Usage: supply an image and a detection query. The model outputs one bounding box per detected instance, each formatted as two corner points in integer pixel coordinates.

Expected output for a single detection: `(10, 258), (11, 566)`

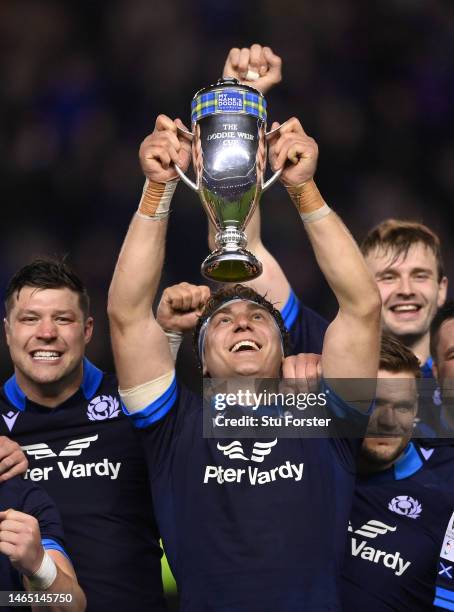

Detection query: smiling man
(0, 259), (166, 612)
(361, 220), (448, 377)
(108, 112), (381, 610)
(342, 335), (454, 611)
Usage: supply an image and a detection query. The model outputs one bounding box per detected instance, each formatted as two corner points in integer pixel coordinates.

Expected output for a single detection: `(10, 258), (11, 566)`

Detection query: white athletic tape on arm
(119, 370), (175, 413)
(164, 330), (184, 361)
(300, 203), (332, 223)
(28, 551), (57, 591)
(136, 178), (178, 219)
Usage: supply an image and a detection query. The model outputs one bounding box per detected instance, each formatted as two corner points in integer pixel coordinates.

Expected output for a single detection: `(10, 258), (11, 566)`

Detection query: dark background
(1, 0), (453, 378)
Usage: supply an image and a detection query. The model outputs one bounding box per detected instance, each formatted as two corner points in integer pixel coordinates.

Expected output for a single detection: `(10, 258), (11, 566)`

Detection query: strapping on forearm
(285, 178), (331, 222)
(136, 178), (178, 219)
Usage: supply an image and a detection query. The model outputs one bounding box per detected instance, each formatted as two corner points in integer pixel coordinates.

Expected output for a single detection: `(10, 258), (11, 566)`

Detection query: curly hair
(193, 284), (290, 370)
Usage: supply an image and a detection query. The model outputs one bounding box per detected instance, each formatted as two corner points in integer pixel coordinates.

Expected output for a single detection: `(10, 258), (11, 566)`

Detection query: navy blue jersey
(415, 443), (454, 608)
(0, 477), (67, 611)
(281, 289), (328, 355)
(0, 359), (166, 612)
(342, 442), (454, 611)
(124, 378), (369, 612)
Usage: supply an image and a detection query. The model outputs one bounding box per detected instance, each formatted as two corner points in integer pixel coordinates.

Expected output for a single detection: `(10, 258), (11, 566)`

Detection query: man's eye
(21, 317), (38, 323)
(56, 317), (72, 323)
(380, 274), (395, 282)
(252, 312), (264, 320)
(414, 273), (429, 280)
(218, 317), (231, 324)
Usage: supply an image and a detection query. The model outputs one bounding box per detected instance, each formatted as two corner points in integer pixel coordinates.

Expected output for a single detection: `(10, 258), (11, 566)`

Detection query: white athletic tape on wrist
(300, 203), (332, 223)
(28, 551), (57, 591)
(137, 178), (178, 218)
(120, 370), (175, 413)
(164, 330), (184, 361)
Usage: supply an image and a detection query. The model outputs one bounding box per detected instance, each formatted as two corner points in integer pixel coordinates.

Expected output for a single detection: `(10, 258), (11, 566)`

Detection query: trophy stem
(202, 228), (262, 281)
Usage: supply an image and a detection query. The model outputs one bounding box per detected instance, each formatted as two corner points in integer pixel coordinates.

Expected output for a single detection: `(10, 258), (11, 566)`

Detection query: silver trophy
(175, 78), (281, 282)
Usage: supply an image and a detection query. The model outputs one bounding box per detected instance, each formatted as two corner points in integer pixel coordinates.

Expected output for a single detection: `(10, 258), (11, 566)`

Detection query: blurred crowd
(1, 0), (453, 376)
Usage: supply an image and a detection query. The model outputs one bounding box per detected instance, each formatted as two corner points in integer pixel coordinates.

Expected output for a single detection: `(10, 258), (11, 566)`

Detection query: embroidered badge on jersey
(86, 394), (120, 421)
(388, 495), (422, 519)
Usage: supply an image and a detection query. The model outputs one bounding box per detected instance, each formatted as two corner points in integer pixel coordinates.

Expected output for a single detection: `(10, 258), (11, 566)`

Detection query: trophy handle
(262, 168), (282, 192)
(174, 125), (198, 190)
(174, 164), (198, 192)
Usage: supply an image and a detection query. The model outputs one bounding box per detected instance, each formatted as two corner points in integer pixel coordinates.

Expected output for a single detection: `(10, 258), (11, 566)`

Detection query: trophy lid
(193, 77), (263, 100)
(191, 78), (267, 124)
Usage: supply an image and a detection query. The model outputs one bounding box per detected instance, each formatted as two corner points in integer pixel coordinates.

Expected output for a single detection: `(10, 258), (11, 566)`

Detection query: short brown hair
(4, 257), (90, 318)
(360, 219), (444, 281)
(379, 334), (421, 377)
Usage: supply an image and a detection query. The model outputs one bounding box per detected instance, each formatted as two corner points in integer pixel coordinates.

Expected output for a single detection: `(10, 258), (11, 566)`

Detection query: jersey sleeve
(121, 377), (195, 479)
(20, 483), (68, 559)
(434, 510), (454, 609)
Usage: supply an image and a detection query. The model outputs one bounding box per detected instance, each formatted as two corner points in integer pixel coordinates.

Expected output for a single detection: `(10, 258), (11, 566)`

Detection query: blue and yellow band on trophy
(191, 89), (267, 123)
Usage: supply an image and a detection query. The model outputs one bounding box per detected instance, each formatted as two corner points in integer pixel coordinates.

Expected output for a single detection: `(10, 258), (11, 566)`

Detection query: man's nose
(233, 314), (252, 331)
(35, 319), (58, 339)
(396, 275), (415, 297)
(376, 406), (397, 431)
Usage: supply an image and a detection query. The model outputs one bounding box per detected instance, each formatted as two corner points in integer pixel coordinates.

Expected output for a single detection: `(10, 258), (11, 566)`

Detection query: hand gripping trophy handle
(174, 78), (282, 282)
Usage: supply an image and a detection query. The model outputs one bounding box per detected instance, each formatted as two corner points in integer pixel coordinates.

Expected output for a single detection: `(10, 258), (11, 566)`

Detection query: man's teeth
(392, 305), (419, 312)
(231, 340), (260, 353)
(32, 351), (60, 361)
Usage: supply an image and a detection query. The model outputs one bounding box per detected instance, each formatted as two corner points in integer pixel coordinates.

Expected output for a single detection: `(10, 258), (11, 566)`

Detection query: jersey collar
(420, 356), (434, 378)
(3, 358), (103, 411)
(394, 442), (424, 480)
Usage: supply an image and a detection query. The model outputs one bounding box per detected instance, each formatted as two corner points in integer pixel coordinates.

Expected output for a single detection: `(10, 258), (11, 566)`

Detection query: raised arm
(268, 118), (381, 380)
(107, 115), (191, 388)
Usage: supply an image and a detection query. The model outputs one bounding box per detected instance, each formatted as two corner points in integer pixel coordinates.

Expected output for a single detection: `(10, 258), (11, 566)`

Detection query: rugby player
(361, 219), (447, 377)
(1, 474), (86, 611)
(0, 259), (166, 612)
(108, 112), (381, 610)
(341, 335), (454, 611)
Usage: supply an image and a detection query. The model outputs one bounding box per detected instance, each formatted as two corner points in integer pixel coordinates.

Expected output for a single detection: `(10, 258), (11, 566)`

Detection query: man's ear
(4, 317), (11, 347)
(438, 276), (448, 307)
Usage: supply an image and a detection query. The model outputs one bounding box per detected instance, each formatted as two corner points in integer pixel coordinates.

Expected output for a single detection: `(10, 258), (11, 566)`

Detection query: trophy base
(201, 249), (263, 282)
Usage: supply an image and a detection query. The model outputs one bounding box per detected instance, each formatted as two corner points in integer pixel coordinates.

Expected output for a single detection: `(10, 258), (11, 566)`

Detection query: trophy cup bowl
(175, 78), (281, 282)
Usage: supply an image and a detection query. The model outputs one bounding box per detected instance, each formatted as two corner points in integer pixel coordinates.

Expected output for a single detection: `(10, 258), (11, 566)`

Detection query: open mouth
(389, 304), (421, 313)
(229, 340), (261, 353)
(30, 350), (62, 361)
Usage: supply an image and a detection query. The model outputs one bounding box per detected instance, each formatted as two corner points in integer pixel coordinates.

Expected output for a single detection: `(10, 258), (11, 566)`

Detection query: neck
(15, 364), (84, 409)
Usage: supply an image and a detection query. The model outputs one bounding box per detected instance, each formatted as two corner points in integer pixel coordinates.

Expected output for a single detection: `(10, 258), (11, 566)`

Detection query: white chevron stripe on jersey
(354, 520), (397, 539)
(59, 434), (99, 456)
(250, 439), (278, 463)
(217, 441), (248, 461)
(21, 443), (57, 460)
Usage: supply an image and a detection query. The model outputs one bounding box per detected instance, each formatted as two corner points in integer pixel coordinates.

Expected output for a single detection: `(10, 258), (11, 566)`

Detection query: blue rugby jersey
(281, 289), (328, 355)
(124, 379), (369, 612)
(0, 359), (166, 612)
(342, 442), (454, 611)
(416, 442), (454, 608)
(0, 477), (68, 611)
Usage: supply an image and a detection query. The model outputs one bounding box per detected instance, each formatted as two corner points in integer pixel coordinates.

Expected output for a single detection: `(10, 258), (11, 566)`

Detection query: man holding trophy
(107, 52), (381, 609)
